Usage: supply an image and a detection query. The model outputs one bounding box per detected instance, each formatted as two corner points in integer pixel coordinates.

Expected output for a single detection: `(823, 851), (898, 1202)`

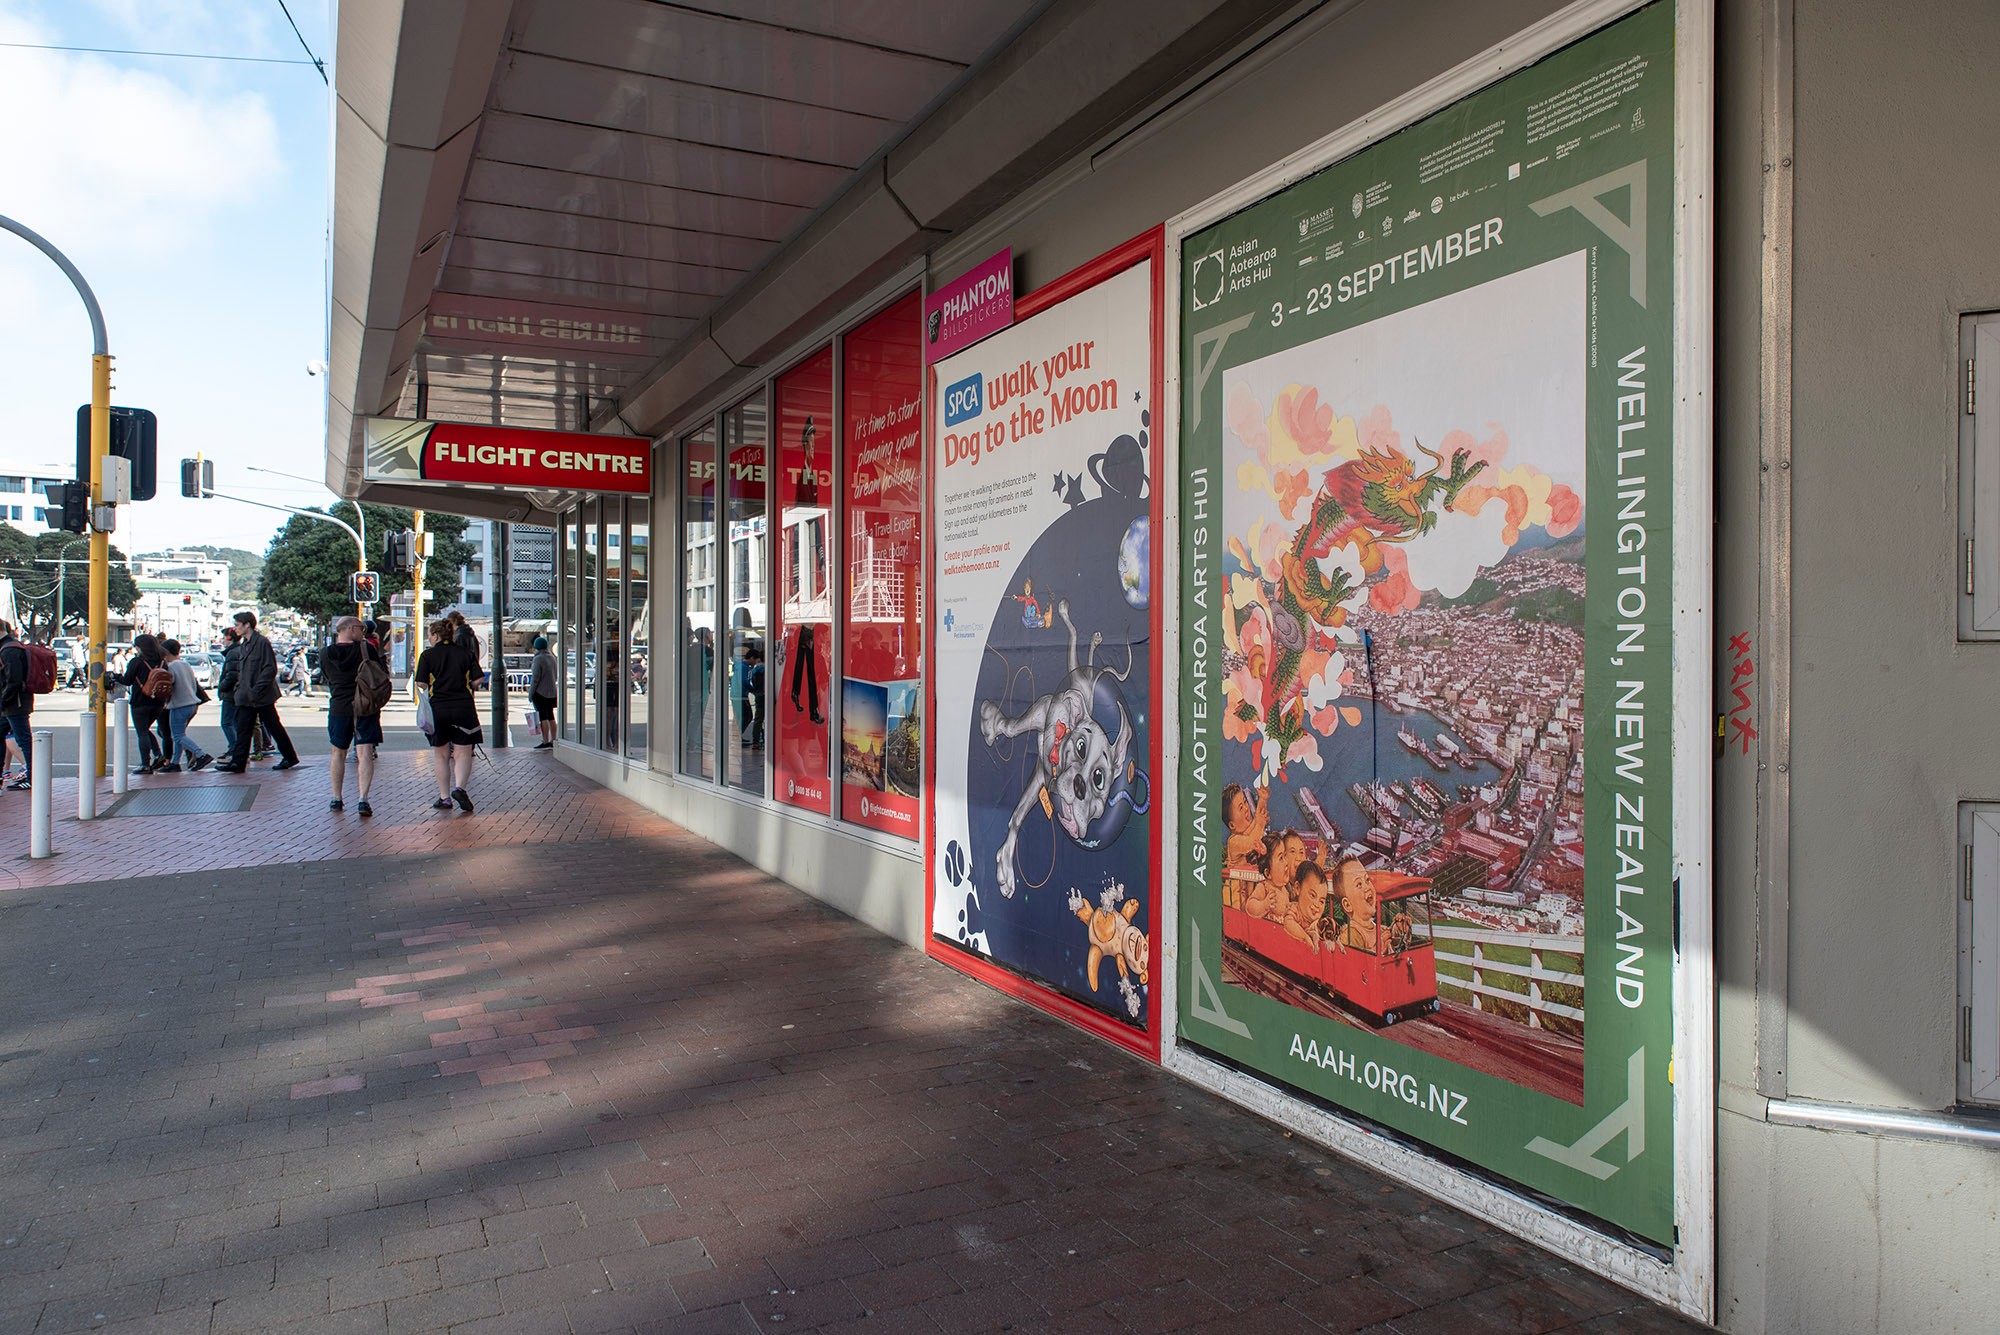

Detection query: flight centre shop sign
(363, 418), (652, 495)
(1177, 3), (1678, 1245)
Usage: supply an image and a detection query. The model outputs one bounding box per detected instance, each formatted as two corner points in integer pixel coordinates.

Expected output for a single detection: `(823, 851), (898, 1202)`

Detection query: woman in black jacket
(123, 634), (175, 774)
(416, 618), (486, 813)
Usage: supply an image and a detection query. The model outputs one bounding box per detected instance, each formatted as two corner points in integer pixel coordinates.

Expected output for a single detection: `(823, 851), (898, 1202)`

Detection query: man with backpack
(213, 611), (300, 773)
(320, 615), (388, 815)
(0, 620), (46, 791)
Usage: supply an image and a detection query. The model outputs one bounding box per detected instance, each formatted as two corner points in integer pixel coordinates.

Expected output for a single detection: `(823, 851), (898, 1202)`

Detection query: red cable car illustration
(1222, 868), (1441, 1027)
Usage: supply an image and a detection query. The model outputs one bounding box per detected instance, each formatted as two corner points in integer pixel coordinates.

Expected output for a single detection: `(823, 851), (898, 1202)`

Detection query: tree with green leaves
(0, 528), (142, 640)
(258, 503), (472, 623)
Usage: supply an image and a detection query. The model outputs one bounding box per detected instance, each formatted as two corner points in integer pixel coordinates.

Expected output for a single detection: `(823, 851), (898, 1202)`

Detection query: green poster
(1177, 3), (1677, 1244)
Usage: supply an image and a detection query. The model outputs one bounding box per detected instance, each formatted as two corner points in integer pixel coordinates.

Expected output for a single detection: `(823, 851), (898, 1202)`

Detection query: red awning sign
(363, 418), (652, 495)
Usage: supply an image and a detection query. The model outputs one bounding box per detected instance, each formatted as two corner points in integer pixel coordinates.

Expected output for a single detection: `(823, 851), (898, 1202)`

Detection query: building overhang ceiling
(328, 0), (1302, 516)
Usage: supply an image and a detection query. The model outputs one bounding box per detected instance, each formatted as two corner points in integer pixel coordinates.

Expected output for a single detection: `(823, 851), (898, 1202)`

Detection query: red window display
(772, 349), (835, 814)
(840, 291), (924, 838)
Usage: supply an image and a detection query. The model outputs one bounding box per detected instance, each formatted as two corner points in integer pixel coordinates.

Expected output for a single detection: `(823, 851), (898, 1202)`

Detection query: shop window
(1959, 311), (2000, 638)
(1961, 804), (2000, 1106)
(679, 425), (718, 780)
(601, 497), (626, 754)
(627, 500), (650, 763)
(839, 291), (923, 838)
(560, 513), (577, 741)
(773, 347), (834, 814)
(579, 498), (600, 749)
(723, 393), (769, 795)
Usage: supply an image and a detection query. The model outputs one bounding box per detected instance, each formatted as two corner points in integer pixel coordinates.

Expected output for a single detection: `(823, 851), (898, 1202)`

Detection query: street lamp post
(245, 467), (368, 617)
(2, 213), (113, 775)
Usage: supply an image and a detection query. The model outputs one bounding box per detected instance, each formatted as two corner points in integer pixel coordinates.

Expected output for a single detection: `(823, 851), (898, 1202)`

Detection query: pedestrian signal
(350, 571), (381, 605)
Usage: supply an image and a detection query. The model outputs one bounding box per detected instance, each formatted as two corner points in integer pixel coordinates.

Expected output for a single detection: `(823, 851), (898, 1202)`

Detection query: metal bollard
(78, 711), (97, 821)
(110, 699), (129, 795)
(29, 730), (52, 858)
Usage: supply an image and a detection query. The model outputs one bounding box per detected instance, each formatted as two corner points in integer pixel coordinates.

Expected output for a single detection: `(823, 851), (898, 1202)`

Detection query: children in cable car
(1244, 828), (1306, 922)
(1284, 861), (1329, 948)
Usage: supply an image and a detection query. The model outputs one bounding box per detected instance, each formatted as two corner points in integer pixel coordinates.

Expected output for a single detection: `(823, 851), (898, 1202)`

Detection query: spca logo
(943, 372), (983, 427)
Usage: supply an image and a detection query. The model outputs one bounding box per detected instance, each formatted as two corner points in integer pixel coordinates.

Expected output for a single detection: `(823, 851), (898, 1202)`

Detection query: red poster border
(921, 226), (1166, 1063)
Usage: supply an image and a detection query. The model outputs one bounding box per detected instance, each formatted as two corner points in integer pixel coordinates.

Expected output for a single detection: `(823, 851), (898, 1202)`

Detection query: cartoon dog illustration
(978, 600), (1150, 898)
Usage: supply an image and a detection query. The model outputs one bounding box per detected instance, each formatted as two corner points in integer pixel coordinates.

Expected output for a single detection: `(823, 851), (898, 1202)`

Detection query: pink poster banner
(924, 249), (1013, 364)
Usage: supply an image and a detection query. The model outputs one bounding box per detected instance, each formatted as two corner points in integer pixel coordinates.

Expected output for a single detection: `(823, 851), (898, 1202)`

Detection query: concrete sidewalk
(0, 766), (1702, 1334)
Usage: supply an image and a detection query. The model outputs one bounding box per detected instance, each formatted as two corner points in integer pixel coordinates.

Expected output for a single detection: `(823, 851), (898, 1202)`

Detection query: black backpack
(352, 647), (392, 715)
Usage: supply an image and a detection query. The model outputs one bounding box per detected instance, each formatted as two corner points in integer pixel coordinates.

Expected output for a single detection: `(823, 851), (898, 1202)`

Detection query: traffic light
(383, 530), (426, 572)
(179, 457), (213, 498)
(77, 406), (158, 502)
(349, 570), (381, 605)
(41, 482), (87, 534)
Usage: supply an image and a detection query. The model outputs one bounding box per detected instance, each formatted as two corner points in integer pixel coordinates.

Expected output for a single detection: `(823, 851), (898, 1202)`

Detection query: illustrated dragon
(1236, 439), (1486, 763)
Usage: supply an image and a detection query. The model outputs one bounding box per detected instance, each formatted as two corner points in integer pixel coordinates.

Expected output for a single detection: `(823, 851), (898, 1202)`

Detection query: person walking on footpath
(529, 635), (558, 749)
(321, 615), (388, 815)
(284, 643), (312, 698)
(124, 633), (175, 774)
(214, 611), (300, 773)
(0, 620), (35, 791)
(416, 617), (485, 812)
(215, 625), (243, 755)
(448, 609), (482, 663)
(159, 639), (215, 773)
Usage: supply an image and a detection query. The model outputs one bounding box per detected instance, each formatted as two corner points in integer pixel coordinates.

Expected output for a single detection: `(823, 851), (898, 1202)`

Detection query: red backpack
(25, 643), (58, 694)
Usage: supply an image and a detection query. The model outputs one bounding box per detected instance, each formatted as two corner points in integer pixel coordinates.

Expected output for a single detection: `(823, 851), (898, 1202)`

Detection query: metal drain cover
(103, 785), (259, 817)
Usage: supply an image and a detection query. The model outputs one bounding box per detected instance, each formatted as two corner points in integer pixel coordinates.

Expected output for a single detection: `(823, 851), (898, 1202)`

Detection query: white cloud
(0, 8), (281, 257)
(1400, 503), (1509, 600)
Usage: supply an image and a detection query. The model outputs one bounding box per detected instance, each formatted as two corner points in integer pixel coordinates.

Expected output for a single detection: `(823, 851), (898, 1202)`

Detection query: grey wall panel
(618, 332), (742, 438)
(1721, 1111), (2000, 1335)
(886, 0), (1299, 234)
(965, 0), (1574, 293)
(384, 0), (512, 152)
(708, 170), (934, 368)
(1711, 0), (1771, 1103)
(1784, 0), (2000, 1111)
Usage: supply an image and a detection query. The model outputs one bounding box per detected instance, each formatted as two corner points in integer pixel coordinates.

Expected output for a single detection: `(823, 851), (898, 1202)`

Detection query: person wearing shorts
(528, 635), (558, 749)
(415, 617), (485, 812)
(320, 616), (385, 816)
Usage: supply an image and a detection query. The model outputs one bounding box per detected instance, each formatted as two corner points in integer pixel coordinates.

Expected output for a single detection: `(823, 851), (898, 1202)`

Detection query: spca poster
(930, 256), (1158, 1037)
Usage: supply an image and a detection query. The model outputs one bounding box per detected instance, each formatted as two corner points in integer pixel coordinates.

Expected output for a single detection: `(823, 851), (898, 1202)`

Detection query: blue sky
(0, 0), (333, 554)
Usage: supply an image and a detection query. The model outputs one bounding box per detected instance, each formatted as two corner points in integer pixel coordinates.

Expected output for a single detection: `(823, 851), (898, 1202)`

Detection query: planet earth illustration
(1118, 516), (1150, 608)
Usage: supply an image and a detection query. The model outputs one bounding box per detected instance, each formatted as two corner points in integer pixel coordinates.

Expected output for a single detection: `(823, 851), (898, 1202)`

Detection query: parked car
(182, 652), (218, 689)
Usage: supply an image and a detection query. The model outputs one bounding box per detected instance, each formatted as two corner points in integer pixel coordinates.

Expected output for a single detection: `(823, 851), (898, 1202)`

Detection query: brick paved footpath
(0, 751), (1704, 1334)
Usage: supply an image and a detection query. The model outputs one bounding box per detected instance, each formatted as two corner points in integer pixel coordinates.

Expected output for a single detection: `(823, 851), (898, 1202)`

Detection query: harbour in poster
(1178, 3), (1677, 1243)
